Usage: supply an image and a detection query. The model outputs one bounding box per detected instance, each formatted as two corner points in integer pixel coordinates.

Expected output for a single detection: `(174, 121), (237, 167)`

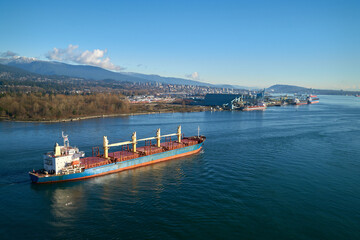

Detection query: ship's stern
(29, 172), (39, 183)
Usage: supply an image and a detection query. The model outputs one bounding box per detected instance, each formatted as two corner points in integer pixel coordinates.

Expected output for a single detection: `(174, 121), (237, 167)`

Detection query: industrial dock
(199, 91), (320, 111)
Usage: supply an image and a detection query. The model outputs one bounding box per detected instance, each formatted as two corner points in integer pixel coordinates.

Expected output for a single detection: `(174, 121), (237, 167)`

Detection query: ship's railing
(181, 137), (200, 147)
(82, 158), (113, 169)
(92, 147), (100, 157)
(60, 165), (83, 175)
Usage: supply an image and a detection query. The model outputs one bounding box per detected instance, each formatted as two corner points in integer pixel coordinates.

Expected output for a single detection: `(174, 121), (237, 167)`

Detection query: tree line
(0, 93), (130, 121)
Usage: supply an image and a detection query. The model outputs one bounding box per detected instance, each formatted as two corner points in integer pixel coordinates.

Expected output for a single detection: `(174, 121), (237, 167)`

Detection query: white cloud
(0, 54), (37, 64)
(186, 71), (200, 80)
(1, 50), (18, 57)
(46, 44), (123, 71)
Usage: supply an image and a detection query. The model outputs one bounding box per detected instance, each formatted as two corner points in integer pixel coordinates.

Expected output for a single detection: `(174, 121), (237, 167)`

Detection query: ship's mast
(62, 131), (69, 147)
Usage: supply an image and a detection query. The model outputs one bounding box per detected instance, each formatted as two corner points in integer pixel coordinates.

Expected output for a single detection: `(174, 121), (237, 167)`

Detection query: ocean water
(0, 95), (359, 239)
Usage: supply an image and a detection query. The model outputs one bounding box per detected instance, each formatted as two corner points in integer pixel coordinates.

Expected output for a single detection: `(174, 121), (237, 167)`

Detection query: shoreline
(1, 100), (321, 123)
(1, 108), (209, 123)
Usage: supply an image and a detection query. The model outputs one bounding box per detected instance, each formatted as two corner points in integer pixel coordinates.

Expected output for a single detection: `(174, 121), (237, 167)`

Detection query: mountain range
(266, 84), (309, 93)
(266, 84), (360, 95)
(1, 58), (358, 95)
(0, 57), (252, 89)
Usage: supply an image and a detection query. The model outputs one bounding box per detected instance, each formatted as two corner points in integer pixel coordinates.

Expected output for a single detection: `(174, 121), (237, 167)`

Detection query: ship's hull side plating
(30, 142), (203, 184)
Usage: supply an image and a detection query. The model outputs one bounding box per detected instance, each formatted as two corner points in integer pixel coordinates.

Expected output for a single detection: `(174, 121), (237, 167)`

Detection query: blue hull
(30, 142), (203, 184)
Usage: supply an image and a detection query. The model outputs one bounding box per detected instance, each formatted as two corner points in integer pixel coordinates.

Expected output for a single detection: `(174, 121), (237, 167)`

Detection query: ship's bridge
(43, 133), (84, 174)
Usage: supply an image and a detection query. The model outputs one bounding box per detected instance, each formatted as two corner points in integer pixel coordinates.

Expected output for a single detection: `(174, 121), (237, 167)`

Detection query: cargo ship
(307, 95), (319, 104)
(29, 126), (205, 184)
(240, 102), (267, 111)
(293, 98), (308, 105)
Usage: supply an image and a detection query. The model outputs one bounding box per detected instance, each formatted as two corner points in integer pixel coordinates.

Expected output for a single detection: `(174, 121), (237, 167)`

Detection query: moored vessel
(293, 98), (308, 105)
(291, 95), (320, 105)
(307, 95), (319, 104)
(29, 126), (205, 184)
(240, 102), (267, 111)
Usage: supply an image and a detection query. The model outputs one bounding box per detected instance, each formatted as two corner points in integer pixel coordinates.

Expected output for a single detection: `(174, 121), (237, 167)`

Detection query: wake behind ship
(29, 126), (205, 184)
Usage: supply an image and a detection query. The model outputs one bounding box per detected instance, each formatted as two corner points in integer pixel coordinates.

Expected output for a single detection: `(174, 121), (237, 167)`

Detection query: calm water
(0, 95), (360, 239)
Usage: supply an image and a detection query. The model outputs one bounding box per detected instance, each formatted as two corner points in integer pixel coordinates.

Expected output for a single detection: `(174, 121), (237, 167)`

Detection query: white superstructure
(43, 132), (85, 174)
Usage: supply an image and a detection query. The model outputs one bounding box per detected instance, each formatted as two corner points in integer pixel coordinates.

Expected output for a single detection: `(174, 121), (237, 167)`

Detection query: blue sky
(0, 0), (359, 89)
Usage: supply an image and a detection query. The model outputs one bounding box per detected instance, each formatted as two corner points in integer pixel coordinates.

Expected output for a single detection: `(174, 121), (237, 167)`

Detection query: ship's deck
(82, 138), (201, 169)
